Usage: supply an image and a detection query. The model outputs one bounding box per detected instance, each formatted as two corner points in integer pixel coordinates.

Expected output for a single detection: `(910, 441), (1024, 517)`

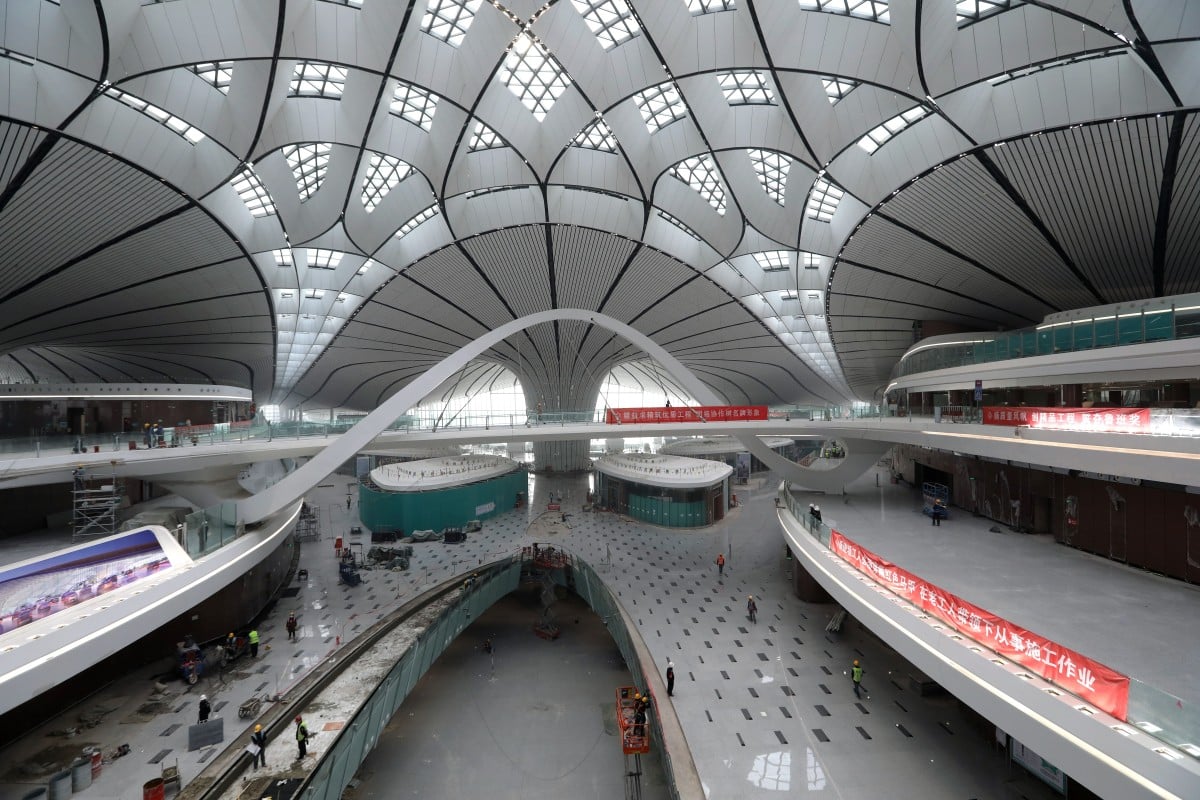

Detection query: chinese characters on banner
(605, 406), (768, 424)
(828, 531), (1130, 720)
(982, 406), (1150, 433)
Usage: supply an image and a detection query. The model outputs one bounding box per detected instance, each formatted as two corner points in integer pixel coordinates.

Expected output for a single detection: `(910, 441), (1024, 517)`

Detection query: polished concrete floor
(347, 593), (668, 800)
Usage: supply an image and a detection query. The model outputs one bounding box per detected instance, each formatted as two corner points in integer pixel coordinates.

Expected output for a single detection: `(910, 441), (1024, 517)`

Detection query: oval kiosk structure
(360, 454), (527, 536)
(595, 452), (733, 527)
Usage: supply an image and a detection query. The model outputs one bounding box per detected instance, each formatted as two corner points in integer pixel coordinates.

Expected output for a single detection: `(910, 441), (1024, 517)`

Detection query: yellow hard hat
(255, 724), (262, 732)
(853, 660), (859, 666)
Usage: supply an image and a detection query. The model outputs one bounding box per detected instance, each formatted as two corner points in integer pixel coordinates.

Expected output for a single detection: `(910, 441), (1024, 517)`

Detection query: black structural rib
(1152, 112), (1186, 297)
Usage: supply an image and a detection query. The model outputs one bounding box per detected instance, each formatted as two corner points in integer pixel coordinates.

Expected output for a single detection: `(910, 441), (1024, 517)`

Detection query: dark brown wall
(895, 446), (1200, 585)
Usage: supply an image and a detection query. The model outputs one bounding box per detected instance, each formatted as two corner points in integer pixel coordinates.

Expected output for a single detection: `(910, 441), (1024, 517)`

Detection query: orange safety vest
(716, 555), (725, 566)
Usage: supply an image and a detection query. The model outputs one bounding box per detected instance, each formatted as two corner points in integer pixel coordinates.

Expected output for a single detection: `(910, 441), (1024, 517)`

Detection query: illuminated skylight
(104, 87), (205, 143)
(469, 121), (506, 151)
(358, 259), (374, 275)
(192, 61), (233, 94)
(290, 61), (348, 98)
(396, 204), (440, 238)
(571, 0), (640, 50)
(322, 0), (364, 6)
(362, 153), (413, 212)
(572, 118), (617, 152)
(717, 70), (775, 105)
(687, 0), (736, 12)
(798, 0), (890, 24)
(272, 249), (293, 267)
(671, 155), (726, 215)
(806, 175), (843, 222)
(801, 252), (820, 268)
(658, 210), (701, 241)
(283, 142), (333, 201)
(231, 166), (276, 217)
(635, 82), (687, 133)
(422, 0), (483, 47)
(821, 76), (858, 104)
(986, 47), (1124, 87)
(747, 149), (791, 205)
(390, 82), (439, 131)
(754, 251), (790, 272)
(857, 105), (930, 154)
(956, 0), (1012, 26)
(498, 33), (571, 121)
(307, 249), (343, 270)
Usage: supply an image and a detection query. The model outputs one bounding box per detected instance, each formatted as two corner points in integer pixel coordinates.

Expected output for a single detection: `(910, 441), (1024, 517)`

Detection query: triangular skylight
(192, 61), (232, 94)
(747, 149), (791, 205)
(798, 0), (890, 23)
(390, 82), (439, 131)
(956, 0), (1013, 26)
(283, 142), (332, 201)
(571, 0), (640, 50)
(362, 153), (414, 212)
(498, 34), (571, 121)
(635, 82), (687, 133)
(717, 71), (775, 105)
(821, 76), (858, 104)
(687, 0), (736, 13)
(572, 118), (617, 152)
(422, 0), (483, 47)
(469, 121), (506, 151)
(670, 155), (726, 215)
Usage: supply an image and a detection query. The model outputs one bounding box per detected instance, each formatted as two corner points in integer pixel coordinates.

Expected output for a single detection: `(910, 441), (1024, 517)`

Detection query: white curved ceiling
(0, 0), (1196, 407)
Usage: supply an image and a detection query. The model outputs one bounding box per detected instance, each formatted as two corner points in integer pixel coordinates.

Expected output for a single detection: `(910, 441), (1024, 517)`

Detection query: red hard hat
(295, 715), (302, 723)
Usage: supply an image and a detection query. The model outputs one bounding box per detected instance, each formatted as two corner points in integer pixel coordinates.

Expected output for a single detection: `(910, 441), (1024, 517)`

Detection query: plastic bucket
(88, 747), (102, 778)
(47, 771), (71, 800)
(143, 778), (165, 800)
(71, 758), (92, 791)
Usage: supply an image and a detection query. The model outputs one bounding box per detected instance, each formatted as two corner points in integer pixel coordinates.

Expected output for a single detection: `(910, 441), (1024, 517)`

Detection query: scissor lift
(616, 686), (649, 800)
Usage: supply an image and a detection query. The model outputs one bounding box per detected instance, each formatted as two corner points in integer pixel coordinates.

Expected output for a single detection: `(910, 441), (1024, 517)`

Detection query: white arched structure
(239, 309), (884, 522)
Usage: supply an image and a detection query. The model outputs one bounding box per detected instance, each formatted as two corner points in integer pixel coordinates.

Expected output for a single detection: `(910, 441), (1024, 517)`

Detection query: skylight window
(798, 0), (890, 24)
(658, 210), (701, 241)
(322, 0), (364, 7)
(396, 204), (440, 238)
(390, 82), (439, 131)
(104, 87), (205, 143)
(956, 0), (1012, 26)
(422, 0), (483, 47)
(806, 175), (843, 222)
(717, 71), (775, 105)
(754, 251), (790, 271)
(571, 0), (640, 50)
(498, 33), (571, 121)
(857, 105), (930, 153)
(634, 82), (687, 133)
(986, 48), (1124, 87)
(821, 76), (858, 104)
(192, 61), (233, 94)
(687, 0), (736, 13)
(272, 249), (293, 267)
(358, 259), (374, 275)
(801, 252), (820, 268)
(290, 61), (348, 98)
(307, 249), (343, 270)
(572, 118), (618, 152)
(231, 166), (276, 217)
(747, 149), (791, 205)
(670, 155), (726, 215)
(283, 142), (333, 201)
(362, 153), (414, 212)
(469, 122), (505, 151)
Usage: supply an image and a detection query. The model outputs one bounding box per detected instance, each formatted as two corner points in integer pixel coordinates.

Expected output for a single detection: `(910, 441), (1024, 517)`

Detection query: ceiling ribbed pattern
(0, 1), (1195, 406)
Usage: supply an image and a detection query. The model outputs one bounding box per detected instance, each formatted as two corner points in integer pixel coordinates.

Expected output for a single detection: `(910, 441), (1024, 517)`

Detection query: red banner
(828, 531), (1129, 720)
(983, 406), (1150, 433)
(605, 405), (768, 424)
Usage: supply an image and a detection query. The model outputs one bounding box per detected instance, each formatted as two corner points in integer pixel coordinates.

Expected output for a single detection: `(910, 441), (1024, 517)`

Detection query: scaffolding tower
(72, 465), (124, 541)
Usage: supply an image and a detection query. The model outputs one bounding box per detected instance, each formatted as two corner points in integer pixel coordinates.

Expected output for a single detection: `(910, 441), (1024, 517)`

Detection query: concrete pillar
(791, 557), (833, 603)
(518, 365), (604, 473)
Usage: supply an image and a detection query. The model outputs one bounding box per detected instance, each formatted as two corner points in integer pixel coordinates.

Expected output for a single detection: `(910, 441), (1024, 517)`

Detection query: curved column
(238, 309), (876, 522)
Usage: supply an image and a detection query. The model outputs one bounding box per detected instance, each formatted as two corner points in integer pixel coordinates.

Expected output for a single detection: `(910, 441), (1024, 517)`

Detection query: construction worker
(248, 629), (260, 658)
(715, 552), (725, 578)
(747, 595), (758, 624)
(286, 612), (298, 641)
(197, 694), (211, 724)
(851, 659), (864, 699)
(250, 724), (267, 769)
(294, 715), (310, 759)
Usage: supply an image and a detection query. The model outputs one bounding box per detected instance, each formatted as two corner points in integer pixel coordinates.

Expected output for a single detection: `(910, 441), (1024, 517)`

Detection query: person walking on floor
(812, 505), (822, 522)
(248, 629), (260, 658)
(286, 612), (298, 641)
(716, 552), (725, 578)
(666, 660), (675, 697)
(198, 694), (211, 724)
(747, 595), (758, 624)
(250, 724), (268, 769)
(932, 499), (945, 526)
(851, 659), (865, 699)
(294, 716), (311, 759)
